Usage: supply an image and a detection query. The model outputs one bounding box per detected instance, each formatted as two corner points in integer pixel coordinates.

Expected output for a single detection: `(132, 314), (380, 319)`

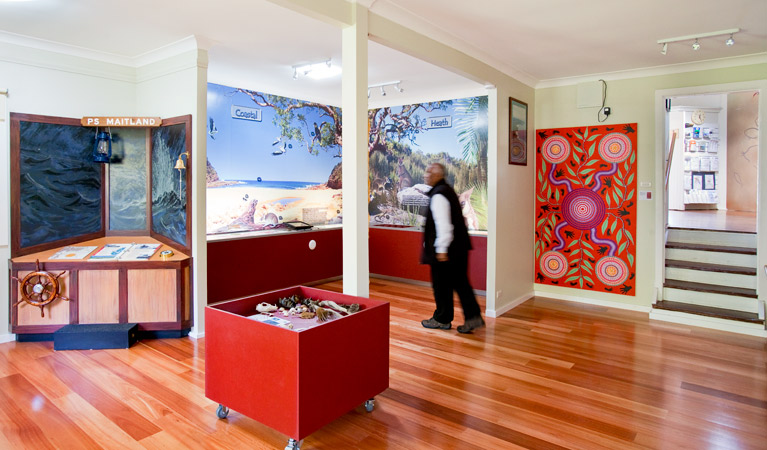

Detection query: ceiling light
(291, 59), (341, 80)
(660, 43), (667, 55)
(692, 39), (701, 51)
(368, 81), (403, 97)
(394, 83), (403, 93)
(380, 86), (386, 96)
(726, 34), (735, 46)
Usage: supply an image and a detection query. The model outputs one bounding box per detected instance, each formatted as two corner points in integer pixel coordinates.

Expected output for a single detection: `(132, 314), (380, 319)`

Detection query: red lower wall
(207, 229), (343, 304)
(207, 227), (487, 304)
(369, 228), (487, 291)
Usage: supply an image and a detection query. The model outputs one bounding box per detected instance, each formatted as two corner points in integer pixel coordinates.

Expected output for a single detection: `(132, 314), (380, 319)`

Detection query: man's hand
(436, 252), (448, 262)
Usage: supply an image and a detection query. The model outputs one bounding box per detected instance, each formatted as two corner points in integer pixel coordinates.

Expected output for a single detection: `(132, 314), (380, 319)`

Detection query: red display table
(205, 286), (389, 449)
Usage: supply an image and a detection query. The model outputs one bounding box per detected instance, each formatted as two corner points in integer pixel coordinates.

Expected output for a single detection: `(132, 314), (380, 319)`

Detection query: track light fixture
(368, 81), (403, 98)
(657, 28), (739, 55)
(291, 59), (340, 80)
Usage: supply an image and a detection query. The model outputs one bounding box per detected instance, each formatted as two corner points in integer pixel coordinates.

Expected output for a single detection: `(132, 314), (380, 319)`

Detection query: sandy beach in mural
(206, 184), (343, 234)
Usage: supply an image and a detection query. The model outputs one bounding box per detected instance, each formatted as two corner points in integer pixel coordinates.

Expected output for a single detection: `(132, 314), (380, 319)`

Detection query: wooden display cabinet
(10, 236), (192, 337)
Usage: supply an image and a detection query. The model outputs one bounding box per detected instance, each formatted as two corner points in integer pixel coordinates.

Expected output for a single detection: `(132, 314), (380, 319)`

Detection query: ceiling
(0, 0), (765, 106)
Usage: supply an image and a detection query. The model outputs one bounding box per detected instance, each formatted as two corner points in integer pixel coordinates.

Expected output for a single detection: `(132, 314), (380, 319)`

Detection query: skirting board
(650, 309), (767, 338)
(533, 290), (653, 313)
(486, 292), (533, 318)
(0, 333), (16, 344)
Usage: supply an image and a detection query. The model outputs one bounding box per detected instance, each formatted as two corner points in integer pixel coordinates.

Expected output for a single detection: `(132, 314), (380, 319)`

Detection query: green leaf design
(585, 174), (594, 185)
(568, 239), (578, 248)
(571, 249), (581, 256)
(538, 171), (543, 183)
(582, 168), (596, 174)
(573, 152), (581, 165)
(542, 159), (547, 172)
(579, 278), (583, 288)
(565, 275), (579, 283)
(588, 143), (596, 157)
(610, 220), (617, 234)
(587, 134), (599, 142)
(606, 193), (612, 207)
(630, 152), (635, 165)
(628, 253), (634, 267)
(583, 249), (594, 258)
(555, 188), (561, 202)
(567, 267), (579, 276)
(575, 132), (583, 140)
(583, 128), (589, 140)
(627, 189), (635, 201)
(537, 195), (546, 202)
(627, 173), (635, 186)
(616, 229), (623, 244)
(537, 217), (546, 227)
(536, 247), (541, 259)
(612, 191), (620, 205)
(625, 230), (634, 244)
(614, 177), (624, 187)
(601, 218), (609, 235)
(618, 187), (624, 200)
(567, 165), (576, 177)
(586, 154), (598, 164)
(618, 242), (627, 255)
(582, 240), (594, 250)
(584, 275), (594, 284)
(583, 260), (593, 270)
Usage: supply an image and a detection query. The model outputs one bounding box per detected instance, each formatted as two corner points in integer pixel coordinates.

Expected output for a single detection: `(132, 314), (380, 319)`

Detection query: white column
(341, 4), (369, 297)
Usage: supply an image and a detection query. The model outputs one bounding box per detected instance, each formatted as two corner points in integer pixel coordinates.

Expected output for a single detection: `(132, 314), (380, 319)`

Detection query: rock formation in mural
(534, 123), (638, 295)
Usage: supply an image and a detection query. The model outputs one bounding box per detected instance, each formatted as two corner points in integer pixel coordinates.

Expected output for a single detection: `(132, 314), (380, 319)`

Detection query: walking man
(420, 163), (485, 334)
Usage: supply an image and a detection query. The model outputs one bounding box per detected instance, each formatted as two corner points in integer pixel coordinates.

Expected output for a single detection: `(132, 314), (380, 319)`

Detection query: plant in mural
(368, 97), (488, 230)
(534, 123), (637, 295)
(237, 89), (342, 157)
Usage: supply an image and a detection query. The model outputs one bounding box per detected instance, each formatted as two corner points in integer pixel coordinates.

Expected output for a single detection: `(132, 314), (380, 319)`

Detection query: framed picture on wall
(509, 97), (528, 165)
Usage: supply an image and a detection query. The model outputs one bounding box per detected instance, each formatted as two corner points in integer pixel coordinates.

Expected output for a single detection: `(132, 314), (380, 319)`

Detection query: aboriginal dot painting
(534, 123), (637, 295)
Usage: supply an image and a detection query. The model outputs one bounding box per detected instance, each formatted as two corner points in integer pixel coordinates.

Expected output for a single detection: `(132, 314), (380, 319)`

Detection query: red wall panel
(369, 228), (487, 291)
(207, 229), (342, 303)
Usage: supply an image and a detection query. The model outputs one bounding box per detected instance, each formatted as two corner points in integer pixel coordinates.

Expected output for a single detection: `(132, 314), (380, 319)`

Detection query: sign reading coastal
(206, 82), (342, 234)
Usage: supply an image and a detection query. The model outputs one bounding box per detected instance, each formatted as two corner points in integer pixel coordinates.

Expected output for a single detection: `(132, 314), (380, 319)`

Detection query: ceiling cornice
(535, 53), (767, 89)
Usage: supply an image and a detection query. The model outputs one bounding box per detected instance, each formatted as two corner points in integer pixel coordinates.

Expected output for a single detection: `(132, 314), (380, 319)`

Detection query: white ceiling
(0, 0), (765, 105)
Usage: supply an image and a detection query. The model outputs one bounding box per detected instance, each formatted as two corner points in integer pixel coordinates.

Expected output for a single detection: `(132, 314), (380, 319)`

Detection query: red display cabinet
(205, 286), (389, 449)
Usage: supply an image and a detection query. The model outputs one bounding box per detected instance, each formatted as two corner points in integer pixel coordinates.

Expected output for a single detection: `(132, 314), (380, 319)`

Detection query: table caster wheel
(364, 398), (375, 412)
(216, 404), (229, 419)
(285, 438), (303, 450)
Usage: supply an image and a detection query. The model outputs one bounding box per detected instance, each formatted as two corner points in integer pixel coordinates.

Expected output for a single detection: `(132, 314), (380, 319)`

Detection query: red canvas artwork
(534, 123), (638, 295)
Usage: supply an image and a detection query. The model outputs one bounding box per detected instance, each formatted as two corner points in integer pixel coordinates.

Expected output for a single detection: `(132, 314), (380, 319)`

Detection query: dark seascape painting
(109, 128), (147, 231)
(152, 123), (187, 246)
(19, 121), (102, 248)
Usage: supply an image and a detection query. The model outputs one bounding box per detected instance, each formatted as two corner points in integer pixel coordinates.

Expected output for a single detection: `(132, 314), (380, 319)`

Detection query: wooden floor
(1, 279), (766, 449)
(668, 209), (756, 232)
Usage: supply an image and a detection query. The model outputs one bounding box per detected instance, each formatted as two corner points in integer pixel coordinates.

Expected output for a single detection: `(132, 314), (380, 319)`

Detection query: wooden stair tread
(667, 227), (756, 235)
(663, 279), (758, 298)
(665, 259), (756, 276)
(653, 300), (764, 324)
(665, 242), (757, 255)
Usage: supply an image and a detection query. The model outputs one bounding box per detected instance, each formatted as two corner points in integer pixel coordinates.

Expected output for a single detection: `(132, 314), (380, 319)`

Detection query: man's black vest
(421, 179), (471, 264)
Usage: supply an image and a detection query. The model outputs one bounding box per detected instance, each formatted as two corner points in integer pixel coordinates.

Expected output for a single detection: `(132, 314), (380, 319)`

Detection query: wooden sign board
(81, 117), (162, 127)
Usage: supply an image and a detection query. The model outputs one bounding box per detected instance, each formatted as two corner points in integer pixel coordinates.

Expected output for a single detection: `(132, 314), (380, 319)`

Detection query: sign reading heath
(423, 115), (452, 130)
(231, 105), (262, 122)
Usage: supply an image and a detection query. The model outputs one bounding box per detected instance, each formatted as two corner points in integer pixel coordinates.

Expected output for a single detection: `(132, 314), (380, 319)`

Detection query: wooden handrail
(664, 129), (678, 192)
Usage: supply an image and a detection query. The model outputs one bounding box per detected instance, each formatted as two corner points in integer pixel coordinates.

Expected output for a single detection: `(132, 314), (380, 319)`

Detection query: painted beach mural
(19, 121), (102, 248)
(206, 82), (343, 234)
(368, 96), (488, 230)
(152, 123), (188, 245)
(534, 123), (638, 295)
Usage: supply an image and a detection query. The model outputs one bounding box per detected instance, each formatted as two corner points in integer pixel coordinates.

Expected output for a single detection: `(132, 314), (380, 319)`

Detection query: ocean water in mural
(109, 128), (147, 231)
(152, 123), (187, 245)
(206, 83), (342, 234)
(534, 123), (638, 295)
(19, 121), (102, 248)
(368, 96), (488, 230)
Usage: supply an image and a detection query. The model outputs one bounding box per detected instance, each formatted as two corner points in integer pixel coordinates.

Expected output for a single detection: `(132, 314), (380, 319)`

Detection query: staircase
(651, 227), (766, 336)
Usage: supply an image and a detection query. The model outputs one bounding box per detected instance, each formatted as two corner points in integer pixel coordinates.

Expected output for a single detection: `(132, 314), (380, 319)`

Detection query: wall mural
(368, 96), (488, 230)
(152, 123), (187, 246)
(109, 128), (147, 231)
(534, 123), (637, 295)
(19, 121), (102, 248)
(206, 83), (342, 234)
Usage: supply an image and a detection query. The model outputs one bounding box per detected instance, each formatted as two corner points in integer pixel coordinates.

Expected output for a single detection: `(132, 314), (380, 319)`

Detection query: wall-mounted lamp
(291, 59), (341, 80)
(174, 152), (189, 198)
(368, 81), (404, 98)
(92, 128), (112, 163)
(657, 28), (740, 55)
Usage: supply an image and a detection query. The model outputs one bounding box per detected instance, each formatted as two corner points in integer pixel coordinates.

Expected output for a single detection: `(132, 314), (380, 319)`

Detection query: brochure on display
(49, 246), (99, 260)
(88, 243), (162, 261)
